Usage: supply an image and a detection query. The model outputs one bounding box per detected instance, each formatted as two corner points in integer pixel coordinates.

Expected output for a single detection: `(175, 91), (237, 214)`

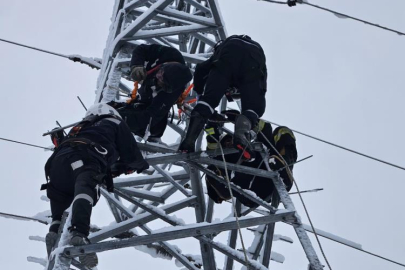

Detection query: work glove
(110, 162), (128, 177)
(130, 66), (147, 81)
(93, 172), (115, 193)
(104, 172), (114, 192)
(111, 160), (149, 177)
(126, 160), (150, 174)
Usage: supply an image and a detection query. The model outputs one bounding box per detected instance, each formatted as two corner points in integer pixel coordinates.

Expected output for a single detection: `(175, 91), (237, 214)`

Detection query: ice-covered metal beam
(114, 170), (189, 187)
(259, 152), (323, 270)
(140, 225), (200, 270)
(195, 157), (279, 180)
(190, 33), (217, 47)
(157, 8), (217, 26)
(153, 165), (191, 197)
(64, 211), (295, 256)
(100, 186), (200, 270)
(124, 25), (217, 41)
(112, 0), (174, 51)
(206, 0), (227, 39)
(89, 196), (197, 243)
(224, 201), (241, 270)
(124, 0), (151, 11)
(189, 162), (278, 213)
(184, 0), (212, 14)
(116, 187), (166, 203)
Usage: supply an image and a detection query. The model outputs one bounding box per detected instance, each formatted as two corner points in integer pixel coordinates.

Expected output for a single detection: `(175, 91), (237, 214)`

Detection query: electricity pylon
(44, 1), (324, 270)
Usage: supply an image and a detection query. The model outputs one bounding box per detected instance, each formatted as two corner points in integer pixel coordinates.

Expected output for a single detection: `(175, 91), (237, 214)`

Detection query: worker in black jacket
(179, 35), (267, 160)
(113, 44), (192, 142)
(43, 103), (149, 267)
(204, 111), (297, 208)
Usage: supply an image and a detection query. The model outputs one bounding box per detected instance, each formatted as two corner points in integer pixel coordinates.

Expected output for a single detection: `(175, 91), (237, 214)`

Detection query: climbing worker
(179, 35), (267, 160)
(109, 44), (192, 143)
(204, 110), (297, 208)
(43, 103), (149, 267)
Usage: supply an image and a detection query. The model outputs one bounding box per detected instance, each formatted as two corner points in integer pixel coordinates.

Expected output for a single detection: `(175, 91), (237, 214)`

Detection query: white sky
(0, 0), (404, 269)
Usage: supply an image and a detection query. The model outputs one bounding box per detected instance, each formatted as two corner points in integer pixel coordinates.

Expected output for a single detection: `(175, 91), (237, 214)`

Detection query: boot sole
(79, 253), (98, 268)
(45, 232), (58, 257)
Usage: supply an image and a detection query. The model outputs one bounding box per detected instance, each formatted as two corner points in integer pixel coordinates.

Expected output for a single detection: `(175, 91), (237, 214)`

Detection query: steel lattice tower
(43, 1), (325, 269)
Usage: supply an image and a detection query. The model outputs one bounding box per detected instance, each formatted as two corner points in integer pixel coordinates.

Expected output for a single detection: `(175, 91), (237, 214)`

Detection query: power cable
(301, 1), (405, 36)
(259, 0), (287, 4)
(225, 104), (405, 172)
(0, 137), (52, 151)
(329, 240), (405, 268)
(0, 211), (49, 225)
(207, 133), (251, 268)
(0, 37), (101, 71)
(77, 96), (88, 111)
(289, 188), (323, 195)
(259, 0), (405, 37)
(269, 121), (405, 171)
(0, 38), (69, 58)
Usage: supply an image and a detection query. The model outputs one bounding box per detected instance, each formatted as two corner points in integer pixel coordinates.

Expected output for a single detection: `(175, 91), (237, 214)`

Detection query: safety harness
(42, 115), (117, 191)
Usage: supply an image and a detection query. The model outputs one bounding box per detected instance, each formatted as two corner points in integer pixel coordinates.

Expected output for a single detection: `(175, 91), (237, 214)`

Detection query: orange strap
(177, 84), (197, 119)
(177, 83), (194, 106)
(186, 98), (197, 104)
(127, 81), (139, 104)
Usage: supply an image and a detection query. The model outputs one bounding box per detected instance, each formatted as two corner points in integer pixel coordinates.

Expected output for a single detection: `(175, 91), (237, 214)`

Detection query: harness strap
(177, 84), (197, 119)
(43, 116), (116, 189)
(127, 81), (139, 104)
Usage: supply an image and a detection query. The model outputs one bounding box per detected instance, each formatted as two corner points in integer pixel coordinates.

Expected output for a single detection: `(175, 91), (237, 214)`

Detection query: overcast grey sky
(0, 0), (404, 269)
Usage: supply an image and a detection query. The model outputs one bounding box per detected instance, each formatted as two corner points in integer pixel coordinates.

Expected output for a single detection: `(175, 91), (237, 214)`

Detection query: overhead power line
(259, 0), (405, 37)
(0, 38), (69, 58)
(269, 121), (405, 171)
(0, 211), (48, 225)
(77, 96), (88, 111)
(0, 137), (52, 151)
(0, 37), (102, 70)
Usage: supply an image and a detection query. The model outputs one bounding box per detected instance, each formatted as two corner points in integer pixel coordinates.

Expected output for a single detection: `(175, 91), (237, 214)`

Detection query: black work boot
(233, 114), (255, 161)
(45, 231), (58, 258)
(69, 230), (98, 268)
(178, 111), (206, 153)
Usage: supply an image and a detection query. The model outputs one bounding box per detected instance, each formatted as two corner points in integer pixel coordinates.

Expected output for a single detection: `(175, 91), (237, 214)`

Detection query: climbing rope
(259, 131), (333, 270)
(206, 133), (251, 268)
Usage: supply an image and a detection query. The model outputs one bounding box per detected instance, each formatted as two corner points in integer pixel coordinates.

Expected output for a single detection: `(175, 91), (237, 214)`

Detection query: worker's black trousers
(205, 154), (275, 208)
(195, 38), (267, 125)
(47, 148), (105, 236)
